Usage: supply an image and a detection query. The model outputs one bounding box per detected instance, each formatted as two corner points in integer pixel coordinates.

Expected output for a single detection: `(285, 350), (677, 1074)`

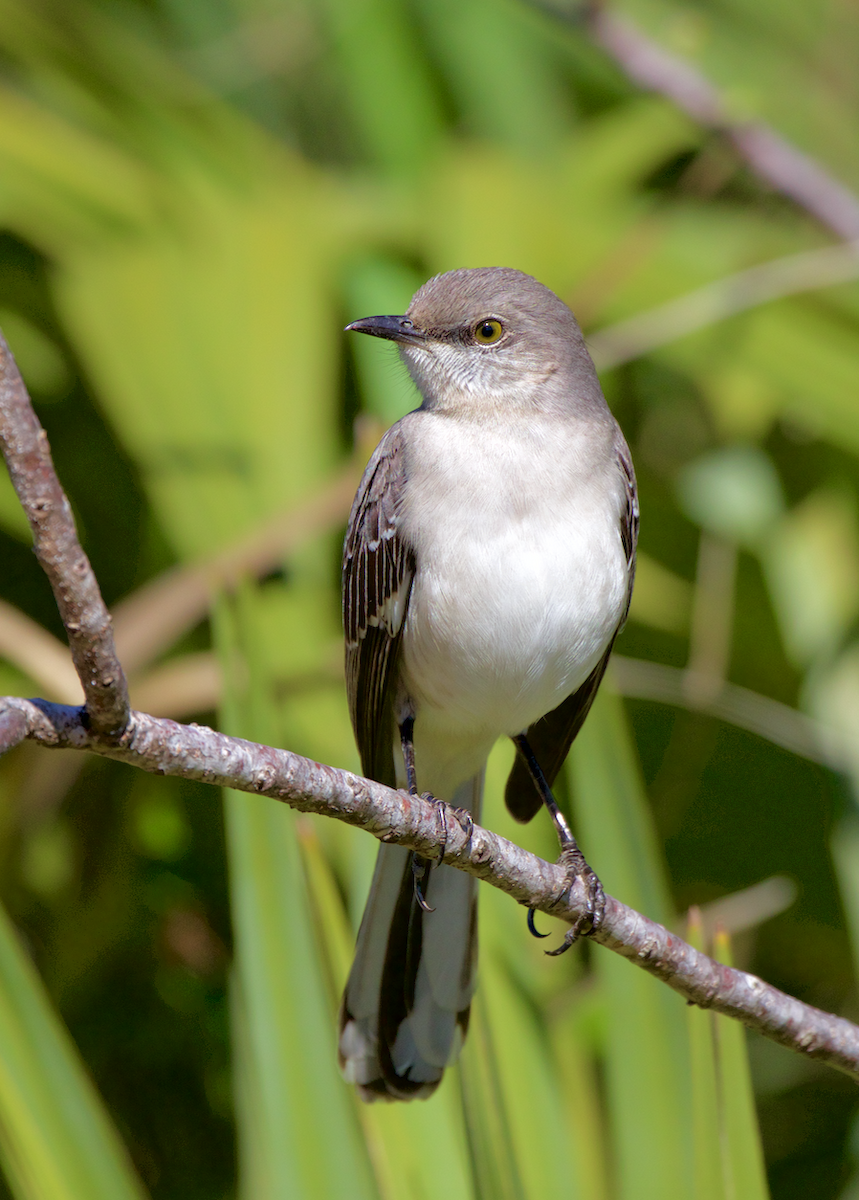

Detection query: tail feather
(338, 772), (484, 1101)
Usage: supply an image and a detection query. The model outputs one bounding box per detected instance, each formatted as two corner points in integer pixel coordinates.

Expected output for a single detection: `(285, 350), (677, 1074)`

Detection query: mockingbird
(338, 267), (637, 1101)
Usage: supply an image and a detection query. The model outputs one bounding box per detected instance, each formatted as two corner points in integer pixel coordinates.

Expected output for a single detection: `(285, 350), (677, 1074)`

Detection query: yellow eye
(473, 318), (503, 344)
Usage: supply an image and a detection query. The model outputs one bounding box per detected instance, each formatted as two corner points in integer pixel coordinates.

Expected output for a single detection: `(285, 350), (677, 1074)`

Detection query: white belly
(397, 412), (627, 797)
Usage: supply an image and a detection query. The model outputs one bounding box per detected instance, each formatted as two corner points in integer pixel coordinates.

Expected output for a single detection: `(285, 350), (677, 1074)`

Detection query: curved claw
(545, 926), (580, 956)
(451, 806), (474, 841)
(527, 907), (551, 939)
(544, 909), (594, 955)
(543, 856), (606, 954)
(419, 793), (448, 866)
(412, 855), (435, 913)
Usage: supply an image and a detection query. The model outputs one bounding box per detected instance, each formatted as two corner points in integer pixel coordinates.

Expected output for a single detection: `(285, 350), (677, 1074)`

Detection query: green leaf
(421, 99), (697, 293)
(762, 488), (859, 666)
(318, 0), (445, 176)
(686, 909), (725, 1200)
(458, 987), (527, 1200)
(0, 900), (147, 1200)
(414, 0), (573, 151)
(712, 929), (770, 1200)
(831, 817), (859, 978)
(215, 584), (378, 1200)
(628, 550), (693, 634)
(469, 741), (610, 1200)
(0, 468), (31, 541)
(677, 446), (784, 548)
(741, 301), (859, 458)
(54, 163), (344, 560)
(569, 688), (692, 1200)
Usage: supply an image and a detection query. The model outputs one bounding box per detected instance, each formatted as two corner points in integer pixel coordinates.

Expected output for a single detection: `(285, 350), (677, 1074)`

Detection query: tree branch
(1, 329), (858, 1085)
(573, 4), (859, 242)
(587, 240), (859, 370)
(2, 693), (858, 1080)
(611, 655), (841, 770)
(0, 332), (128, 735)
(110, 458), (360, 675)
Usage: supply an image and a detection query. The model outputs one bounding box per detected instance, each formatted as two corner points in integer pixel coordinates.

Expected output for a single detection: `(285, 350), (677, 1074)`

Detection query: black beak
(344, 314), (426, 345)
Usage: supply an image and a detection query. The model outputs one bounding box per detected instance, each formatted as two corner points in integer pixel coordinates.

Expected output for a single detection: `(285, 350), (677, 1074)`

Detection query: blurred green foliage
(1, 0), (859, 1197)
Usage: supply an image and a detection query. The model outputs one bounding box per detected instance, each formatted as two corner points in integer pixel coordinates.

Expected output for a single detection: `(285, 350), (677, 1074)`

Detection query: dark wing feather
(617, 437), (639, 623)
(505, 436), (638, 823)
(343, 423), (415, 787)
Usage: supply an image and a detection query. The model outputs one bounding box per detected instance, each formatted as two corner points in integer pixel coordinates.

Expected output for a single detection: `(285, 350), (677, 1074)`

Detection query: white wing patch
(367, 583), (410, 637)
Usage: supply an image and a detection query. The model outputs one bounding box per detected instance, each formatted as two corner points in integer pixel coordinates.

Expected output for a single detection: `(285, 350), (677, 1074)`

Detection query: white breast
(398, 411), (628, 796)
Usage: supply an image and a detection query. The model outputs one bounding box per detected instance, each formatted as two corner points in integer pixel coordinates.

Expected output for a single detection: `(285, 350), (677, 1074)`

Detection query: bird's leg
(399, 717), (447, 912)
(512, 733), (605, 954)
(399, 715), (419, 796)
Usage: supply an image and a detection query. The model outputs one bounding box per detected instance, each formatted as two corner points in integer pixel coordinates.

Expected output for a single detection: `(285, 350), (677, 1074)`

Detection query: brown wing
(343, 423), (415, 787)
(505, 436), (639, 823)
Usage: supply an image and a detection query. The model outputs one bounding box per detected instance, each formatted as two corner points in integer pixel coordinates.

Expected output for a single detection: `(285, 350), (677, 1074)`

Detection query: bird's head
(346, 267), (604, 417)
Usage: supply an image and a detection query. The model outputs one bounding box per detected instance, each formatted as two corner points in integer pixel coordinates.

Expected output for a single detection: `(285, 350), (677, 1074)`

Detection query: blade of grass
(299, 738), (475, 1200)
(712, 927), (770, 1200)
(318, 0), (444, 175)
(549, 982), (611, 1200)
(414, 0), (572, 150)
(0, 900), (147, 1200)
(454, 739), (607, 1200)
(464, 945), (576, 1200)
(215, 583), (378, 1200)
(568, 687), (693, 1200)
(830, 817), (859, 981)
(687, 908), (726, 1200)
(457, 987), (526, 1200)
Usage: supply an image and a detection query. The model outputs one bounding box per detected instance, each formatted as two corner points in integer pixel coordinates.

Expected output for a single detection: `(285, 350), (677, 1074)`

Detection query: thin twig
(1, 693), (858, 1080)
(587, 239), (859, 369)
(564, 3), (859, 241)
(682, 533), (738, 708)
(130, 652), (221, 717)
(611, 656), (841, 769)
(0, 332), (128, 735)
(0, 597), (81, 704)
(111, 460), (360, 675)
(696, 876), (796, 941)
(123, 645), (852, 774)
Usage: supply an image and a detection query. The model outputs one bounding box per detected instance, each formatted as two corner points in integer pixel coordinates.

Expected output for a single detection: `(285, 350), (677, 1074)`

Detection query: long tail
(338, 772), (484, 1101)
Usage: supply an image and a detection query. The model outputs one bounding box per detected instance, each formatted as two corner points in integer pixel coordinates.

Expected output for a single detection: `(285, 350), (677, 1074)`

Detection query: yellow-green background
(0, 0), (858, 1197)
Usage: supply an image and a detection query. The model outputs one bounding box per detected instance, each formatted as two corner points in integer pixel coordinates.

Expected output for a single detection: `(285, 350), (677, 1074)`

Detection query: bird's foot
(439, 801), (474, 861)
(419, 793), (448, 866)
(527, 845), (605, 956)
(411, 793), (448, 911)
(411, 795), (475, 911)
(418, 793), (474, 865)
